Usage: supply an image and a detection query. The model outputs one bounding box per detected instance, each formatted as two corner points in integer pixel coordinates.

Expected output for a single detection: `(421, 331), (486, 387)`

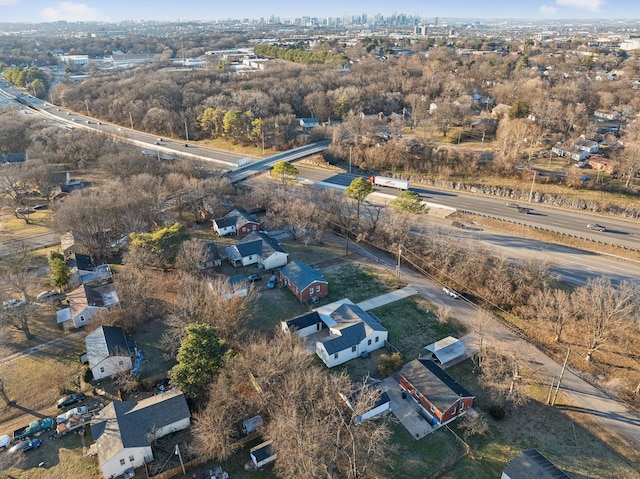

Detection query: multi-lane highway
(293, 165), (640, 251)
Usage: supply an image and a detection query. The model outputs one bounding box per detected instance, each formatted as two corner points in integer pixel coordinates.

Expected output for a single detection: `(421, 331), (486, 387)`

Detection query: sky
(0, 0), (639, 23)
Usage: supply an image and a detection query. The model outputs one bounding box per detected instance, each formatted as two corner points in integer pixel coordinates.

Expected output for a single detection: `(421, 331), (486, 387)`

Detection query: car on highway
(515, 207), (532, 214)
(56, 392), (86, 409)
(587, 223), (606, 232)
(443, 287), (461, 299)
(506, 203), (520, 208)
(246, 274), (262, 283)
(9, 438), (41, 453)
(0, 434), (10, 449)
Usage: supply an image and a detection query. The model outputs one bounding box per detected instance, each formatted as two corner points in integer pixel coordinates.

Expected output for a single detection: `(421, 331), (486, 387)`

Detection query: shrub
(377, 353), (403, 377)
(489, 405), (506, 420)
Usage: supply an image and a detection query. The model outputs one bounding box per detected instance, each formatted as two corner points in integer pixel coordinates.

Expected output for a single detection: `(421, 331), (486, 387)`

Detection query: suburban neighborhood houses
(2, 8), (640, 479)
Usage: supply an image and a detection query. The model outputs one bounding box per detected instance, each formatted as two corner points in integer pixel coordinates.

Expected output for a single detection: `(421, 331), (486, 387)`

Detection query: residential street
(344, 235), (640, 452)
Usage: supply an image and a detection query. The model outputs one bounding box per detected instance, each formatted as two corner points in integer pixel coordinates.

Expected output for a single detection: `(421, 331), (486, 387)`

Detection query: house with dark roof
(280, 261), (328, 302)
(502, 449), (571, 479)
(198, 242), (222, 270)
(281, 311), (324, 337)
(213, 208), (260, 237)
(315, 303), (388, 368)
(91, 390), (191, 479)
(56, 284), (119, 329)
(1, 152), (27, 165)
(340, 378), (391, 423)
(398, 359), (474, 427)
(225, 232), (288, 270)
(85, 326), (133, 380)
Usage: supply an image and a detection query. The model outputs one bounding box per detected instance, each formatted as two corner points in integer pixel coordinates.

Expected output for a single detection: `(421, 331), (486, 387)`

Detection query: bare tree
(526, 288), (574, 342)
(573, 278), (639, 363)
(174, 238), (211, 275)
(0, 376), (12, 407)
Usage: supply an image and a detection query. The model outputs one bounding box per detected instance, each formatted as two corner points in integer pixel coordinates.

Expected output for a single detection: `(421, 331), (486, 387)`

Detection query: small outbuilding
(423, 336), (469, 369)
(250, 440), (276, 468)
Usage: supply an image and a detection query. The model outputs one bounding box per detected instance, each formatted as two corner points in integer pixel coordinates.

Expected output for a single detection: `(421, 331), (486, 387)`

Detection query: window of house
(309, 287), (314, 294)
(120, 459), (125, 466)
(334, 353), (339, 359)
(317, 323), (321, 331)
(352, 346), (357, 352)
(100, 367), (105, 373)
(452, 407), (457, 415)
(79, 316), (85, 322)
(315, 285), (320, 292)
(430, 405), (435, 412)
(253, 225), (257, 230)
(375, 336), (379, 343)
(129, 455), (134, 462)
(367, 339), (372, 346)
(459, 402), (464, 412)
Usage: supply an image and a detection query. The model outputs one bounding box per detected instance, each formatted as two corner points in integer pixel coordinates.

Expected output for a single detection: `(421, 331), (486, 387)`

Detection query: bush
(82, 366), (94, 384)
(377, 353), (403, 377)
(489, 405), (506, 420)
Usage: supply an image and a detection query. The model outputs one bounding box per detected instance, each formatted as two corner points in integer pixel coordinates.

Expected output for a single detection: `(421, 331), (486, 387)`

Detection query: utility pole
(174, 444), (185, 475)
(396, 244), (402, 279)
(184, 120), (189, 142)
(552, 348), (570, 406)
(349, 146), (352, 174)
(128, 111), (134, 130)
(528, 170), (537, 203)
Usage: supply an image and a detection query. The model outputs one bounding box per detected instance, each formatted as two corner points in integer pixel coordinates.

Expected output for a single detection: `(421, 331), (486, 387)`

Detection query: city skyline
(1, 0), (639, 23)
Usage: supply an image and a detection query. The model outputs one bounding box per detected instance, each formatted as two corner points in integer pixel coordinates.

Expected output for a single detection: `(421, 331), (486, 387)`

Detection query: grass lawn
(133, 318), (177, 380)
(250, 287), (310, 333)
(324, 263), (404, 303)
(279, 237), (345, 265)
(443, 361), (640, 479)
(371, 296), (464, 359)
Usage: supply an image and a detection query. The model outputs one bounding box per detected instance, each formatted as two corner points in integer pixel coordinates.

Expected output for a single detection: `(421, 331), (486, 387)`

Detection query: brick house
(280, 261), (328, 302)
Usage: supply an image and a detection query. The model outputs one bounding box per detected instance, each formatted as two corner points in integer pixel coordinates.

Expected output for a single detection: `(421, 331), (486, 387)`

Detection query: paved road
(343, 235), (640, 454)
(294, 165), (640, 251)
(0, 231), (59, 257)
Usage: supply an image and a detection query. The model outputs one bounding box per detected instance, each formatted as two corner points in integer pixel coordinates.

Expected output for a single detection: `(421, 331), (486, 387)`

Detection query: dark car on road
(9, 438), (41, 453)
(57, 392), (86, 409)
(515, 207), (532, 214)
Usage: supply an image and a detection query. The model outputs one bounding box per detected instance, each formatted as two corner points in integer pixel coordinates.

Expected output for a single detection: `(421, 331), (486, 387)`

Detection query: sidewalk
(357, 286), (418, 311)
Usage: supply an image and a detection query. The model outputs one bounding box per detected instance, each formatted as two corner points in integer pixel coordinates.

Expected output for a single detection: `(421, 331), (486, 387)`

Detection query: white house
(573, 138), (600, 154)
(339, 379), (391, 423)
(315, 303), (388, 368)
(213, 209), (260, 237)
(56, 284), (119, 329)
(91, 390), (191, 479)
(225, 232), (288, 270)
(250, 441), (277, 468)
(281, 311), (324, 337)
(85, 326), (133, 381)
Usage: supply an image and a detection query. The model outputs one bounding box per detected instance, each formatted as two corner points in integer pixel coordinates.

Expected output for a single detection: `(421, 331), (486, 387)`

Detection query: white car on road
(443, 287), (461, 299)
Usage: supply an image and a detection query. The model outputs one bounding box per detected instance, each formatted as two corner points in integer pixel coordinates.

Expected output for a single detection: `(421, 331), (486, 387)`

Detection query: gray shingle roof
(400, 359), (473, 412)
(317, 304), (386, 355)
(85, 326), (129, 367)
(91, 390), (190, 467)
(281, 261), (327, 291)
(214, 209), (258, 230)
(237, 232), (287, 259)
(285, 311), (322, 331)
(503, 449), (571, 479)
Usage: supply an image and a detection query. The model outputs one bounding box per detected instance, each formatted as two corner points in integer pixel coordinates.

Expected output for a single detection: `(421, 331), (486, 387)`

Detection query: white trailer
(367, 176), (409, 190)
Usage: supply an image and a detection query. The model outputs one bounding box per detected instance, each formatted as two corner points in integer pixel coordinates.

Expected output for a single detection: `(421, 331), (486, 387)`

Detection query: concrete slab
(381, 377), (436, 440)
(357, 286), (418, 311)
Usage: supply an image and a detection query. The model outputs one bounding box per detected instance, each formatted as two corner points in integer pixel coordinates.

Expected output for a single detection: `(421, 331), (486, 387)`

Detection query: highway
(293, 165), (640, 251)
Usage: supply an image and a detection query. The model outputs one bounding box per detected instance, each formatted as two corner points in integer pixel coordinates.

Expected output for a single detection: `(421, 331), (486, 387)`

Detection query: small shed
(423, 336), (469, 369)
(242, 415), (264, 435)
(250, 441), (276, 468)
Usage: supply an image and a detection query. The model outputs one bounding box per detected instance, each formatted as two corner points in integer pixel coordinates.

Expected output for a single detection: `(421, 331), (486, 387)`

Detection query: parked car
(56, 406), (88, 424)
(267, 275), (277, 289)
(37, 290), (58, 301)
(246, 274), (262, 283)
(9, 438), (41, 453)
(3, 298), (26, 310)
(56, 392), (86, 409)
(32, 204), (47, 210)
(0, 434), (10, 449)
(587, 223), (606, 232)
(443, 287), (461, 299)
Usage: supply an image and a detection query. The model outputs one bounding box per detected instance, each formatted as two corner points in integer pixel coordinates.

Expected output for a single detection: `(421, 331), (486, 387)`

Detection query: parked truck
(367, 176), (409, 190)
(13, 418), (54, 441)
(56, 415), (90, 436)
